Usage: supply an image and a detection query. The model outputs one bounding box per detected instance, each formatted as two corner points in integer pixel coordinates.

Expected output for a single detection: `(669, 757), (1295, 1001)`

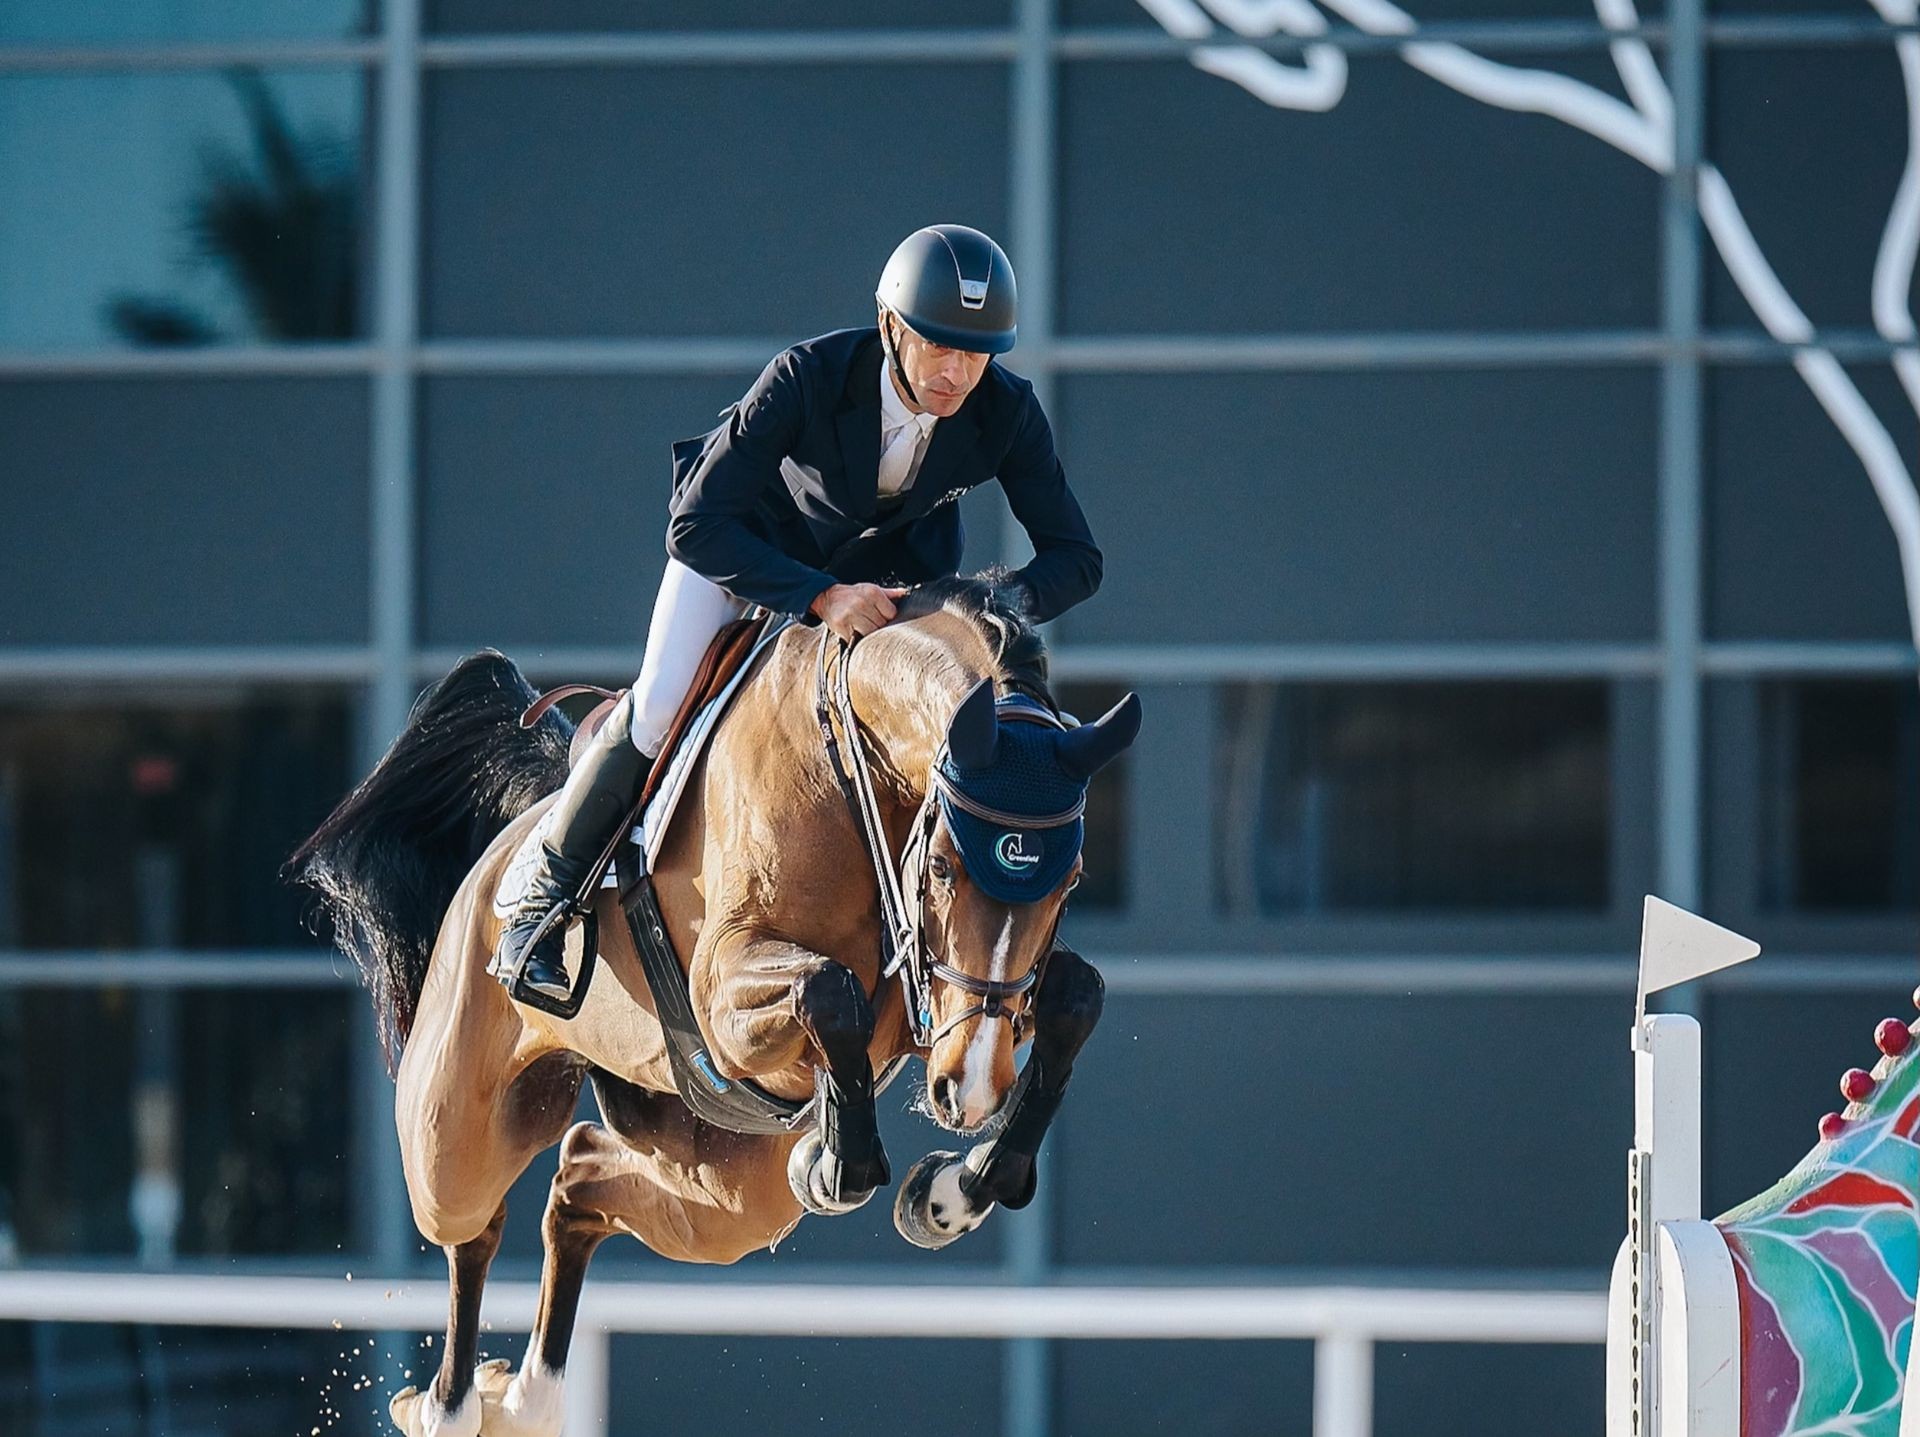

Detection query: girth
(613, 843), (815, 1135)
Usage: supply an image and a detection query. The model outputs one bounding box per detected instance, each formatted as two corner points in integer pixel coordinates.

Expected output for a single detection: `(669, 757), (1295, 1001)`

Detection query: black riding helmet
(875, 224), (1019, 356)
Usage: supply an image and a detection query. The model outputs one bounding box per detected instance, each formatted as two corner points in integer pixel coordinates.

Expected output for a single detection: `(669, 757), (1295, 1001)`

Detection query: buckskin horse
(289, 576), (1140, 1437)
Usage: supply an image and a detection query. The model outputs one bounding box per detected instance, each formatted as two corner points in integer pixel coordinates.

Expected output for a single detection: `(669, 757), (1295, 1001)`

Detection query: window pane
(428, 0), (1006, 29)
(608, 1335), (1000, 1437)
(0, 1323), (379, 1437)
(0, 690), (354, 949)
(0, 378), (371, 645)
(1051, 368), (1660, 647)
(0, 986), (355, 1259)
(0, 71), (368, 349)
(1756, 680), (1920, 913)
(1706, 47), (1914, 324)
(1706, 363), (1916, 644)
(422, 65), (1008, 339)
(1059, 55), (1659, 334)
(1056, 991), (1625, 1268)
(1057, 1340), (1313, 1437)
(0, 1), (375, 42)
(1216, 681), (1611, 914)
(1056, 682), (1130, 912)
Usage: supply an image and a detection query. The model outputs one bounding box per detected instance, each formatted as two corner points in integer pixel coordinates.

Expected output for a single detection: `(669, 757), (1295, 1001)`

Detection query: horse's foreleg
(388, 1204), (506, 1437)
(699, 936), (891, 1216)
(895, 943), (1104, 1249)
(786, 958), (890, 1213)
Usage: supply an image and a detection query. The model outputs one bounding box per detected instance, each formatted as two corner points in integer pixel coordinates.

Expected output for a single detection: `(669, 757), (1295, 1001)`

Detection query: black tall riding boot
(495, 693), (650, 1003)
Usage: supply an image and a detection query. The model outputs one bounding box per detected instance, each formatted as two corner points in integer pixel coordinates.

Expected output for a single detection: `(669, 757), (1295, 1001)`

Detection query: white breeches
(629, 559), (752, 757)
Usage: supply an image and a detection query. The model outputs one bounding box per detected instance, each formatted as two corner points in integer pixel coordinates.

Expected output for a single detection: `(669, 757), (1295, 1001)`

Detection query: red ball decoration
(1841, 1068), (1877, 1103)
(1876, 1019), (1913, 1057)
(1819, 1112), (1849, 1142)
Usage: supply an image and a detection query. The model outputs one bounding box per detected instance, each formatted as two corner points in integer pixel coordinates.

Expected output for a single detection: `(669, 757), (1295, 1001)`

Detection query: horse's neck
(847, 619), (993, 803)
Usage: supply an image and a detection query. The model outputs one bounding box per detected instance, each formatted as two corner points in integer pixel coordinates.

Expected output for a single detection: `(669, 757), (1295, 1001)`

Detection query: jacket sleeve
(665, 349), (838, 616)
(997, 389), (1102, 624)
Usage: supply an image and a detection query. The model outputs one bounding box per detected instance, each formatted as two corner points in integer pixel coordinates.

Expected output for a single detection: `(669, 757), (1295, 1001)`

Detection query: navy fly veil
(934, 695), (1087, 904)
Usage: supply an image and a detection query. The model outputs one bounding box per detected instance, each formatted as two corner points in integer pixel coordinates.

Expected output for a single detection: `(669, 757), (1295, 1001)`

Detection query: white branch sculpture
(1142, 0), (1920, 672)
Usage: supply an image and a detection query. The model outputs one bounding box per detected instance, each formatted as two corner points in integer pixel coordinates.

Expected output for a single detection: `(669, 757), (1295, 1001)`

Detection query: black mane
(895, 569), (1052, 708)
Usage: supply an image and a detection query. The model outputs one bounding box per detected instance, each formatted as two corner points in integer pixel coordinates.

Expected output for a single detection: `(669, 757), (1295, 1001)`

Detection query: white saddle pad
(493, 615), (794, 918)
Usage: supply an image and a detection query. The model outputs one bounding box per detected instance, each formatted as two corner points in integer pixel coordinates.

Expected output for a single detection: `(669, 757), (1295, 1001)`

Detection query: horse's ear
(1056, 692), (1142, 780)
(946, 678), (999, 770)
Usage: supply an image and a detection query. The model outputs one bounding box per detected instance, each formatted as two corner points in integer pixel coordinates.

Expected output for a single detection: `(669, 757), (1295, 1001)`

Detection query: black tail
(286, 651), (572, 1070)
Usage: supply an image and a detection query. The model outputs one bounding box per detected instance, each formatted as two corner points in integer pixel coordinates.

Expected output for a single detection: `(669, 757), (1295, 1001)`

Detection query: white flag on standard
(1637, 896), (1761, 1015)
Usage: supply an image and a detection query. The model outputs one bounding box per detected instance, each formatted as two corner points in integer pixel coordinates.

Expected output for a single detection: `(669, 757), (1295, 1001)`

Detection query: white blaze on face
(952, 908), (1015, 1128)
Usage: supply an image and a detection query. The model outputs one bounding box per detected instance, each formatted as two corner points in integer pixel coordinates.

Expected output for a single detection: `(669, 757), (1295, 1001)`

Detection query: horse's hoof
(470, 1355), (565, 1437)
(786, 1130), (878, 1215)
(893, 1150), (994, 1250)
(389, 1384), (481, 1437)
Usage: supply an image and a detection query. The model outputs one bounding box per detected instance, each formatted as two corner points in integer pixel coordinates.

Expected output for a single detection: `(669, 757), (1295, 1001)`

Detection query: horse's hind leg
(481, 1073), (803, 1435)
(388, 1205), (507, 1437)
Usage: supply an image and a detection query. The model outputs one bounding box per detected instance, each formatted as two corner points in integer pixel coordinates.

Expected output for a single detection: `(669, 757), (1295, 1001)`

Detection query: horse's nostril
(931, 1075), (955, 1115)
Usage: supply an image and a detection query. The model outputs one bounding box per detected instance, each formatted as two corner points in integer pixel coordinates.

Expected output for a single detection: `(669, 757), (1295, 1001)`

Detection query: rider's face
(882, 310), (991, 419)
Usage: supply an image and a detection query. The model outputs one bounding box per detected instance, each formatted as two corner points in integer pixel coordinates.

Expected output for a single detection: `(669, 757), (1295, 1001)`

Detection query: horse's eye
(929, 854), (954, 884)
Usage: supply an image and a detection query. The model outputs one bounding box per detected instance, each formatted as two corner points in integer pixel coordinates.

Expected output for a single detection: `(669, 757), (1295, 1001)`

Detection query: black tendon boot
(495, 693), (650, 1003)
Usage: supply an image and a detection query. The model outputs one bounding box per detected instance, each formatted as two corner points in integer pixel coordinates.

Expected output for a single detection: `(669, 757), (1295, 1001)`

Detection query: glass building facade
(1, 0), (1917, 1431)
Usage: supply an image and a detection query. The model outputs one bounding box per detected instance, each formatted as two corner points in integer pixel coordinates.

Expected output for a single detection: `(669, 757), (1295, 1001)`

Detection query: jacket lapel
(833, 337), (883, 519)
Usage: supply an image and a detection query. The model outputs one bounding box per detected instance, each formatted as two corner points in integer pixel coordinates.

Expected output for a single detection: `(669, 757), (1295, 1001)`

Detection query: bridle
(816, 629), (1073, 1049)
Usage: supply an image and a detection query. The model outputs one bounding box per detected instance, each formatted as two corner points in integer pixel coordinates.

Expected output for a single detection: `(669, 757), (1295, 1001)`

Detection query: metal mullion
(0, 647), (376, 683)
(414, 641), (1664, 683)
(9, 330), (1906, 382)
(0, 40), (381, 73)
(0, 953), (350, 987)
(1007, 4), (1057, 1434)
(416, 336), (778, 373)
(1, 948), (1910, 995)
(1658, 0), (1707, 921)
(1701, 641), (1919, 674)
(0, 346), (379, 378)
(417, 29), (1019, 67)
(359, 0), (421, 1301)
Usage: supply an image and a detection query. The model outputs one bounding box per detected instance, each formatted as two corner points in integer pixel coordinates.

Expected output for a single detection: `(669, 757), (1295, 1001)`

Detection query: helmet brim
(886, 311), (1017, 356)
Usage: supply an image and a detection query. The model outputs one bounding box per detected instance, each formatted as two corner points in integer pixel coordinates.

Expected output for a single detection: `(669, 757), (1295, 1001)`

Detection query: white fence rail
(0, 1271), (1605, 1437)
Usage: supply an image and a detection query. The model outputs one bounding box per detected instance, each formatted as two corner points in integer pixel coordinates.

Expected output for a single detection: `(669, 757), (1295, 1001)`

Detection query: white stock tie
(876, 412), (935, 498)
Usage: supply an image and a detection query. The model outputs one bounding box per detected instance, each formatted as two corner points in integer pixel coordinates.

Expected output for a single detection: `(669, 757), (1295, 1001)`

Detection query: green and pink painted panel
(1716, 1009), (1920, 1437)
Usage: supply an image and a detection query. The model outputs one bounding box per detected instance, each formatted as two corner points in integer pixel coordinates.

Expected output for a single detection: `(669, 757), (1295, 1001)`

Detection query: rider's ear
(946, 679), (998, 770)
(1055, 692), (1142, 780)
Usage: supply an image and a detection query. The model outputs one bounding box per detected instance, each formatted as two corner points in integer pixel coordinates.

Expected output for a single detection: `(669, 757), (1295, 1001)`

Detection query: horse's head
(918, 679), (1140, 1133)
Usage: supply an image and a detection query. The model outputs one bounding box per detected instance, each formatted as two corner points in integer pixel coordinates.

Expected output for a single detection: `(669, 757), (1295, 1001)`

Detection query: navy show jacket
(666, 326), (1102, 623)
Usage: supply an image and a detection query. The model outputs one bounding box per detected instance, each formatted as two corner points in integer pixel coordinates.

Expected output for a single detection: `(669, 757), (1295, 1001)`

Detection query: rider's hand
(810, 583), (909, 643)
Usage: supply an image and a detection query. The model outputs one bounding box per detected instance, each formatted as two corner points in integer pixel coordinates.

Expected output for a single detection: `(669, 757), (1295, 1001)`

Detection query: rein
(815, 629), (1063, 1049)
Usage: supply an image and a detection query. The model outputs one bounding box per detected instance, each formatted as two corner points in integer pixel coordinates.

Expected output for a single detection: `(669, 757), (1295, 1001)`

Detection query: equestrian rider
(496, 224), (1105, 1003)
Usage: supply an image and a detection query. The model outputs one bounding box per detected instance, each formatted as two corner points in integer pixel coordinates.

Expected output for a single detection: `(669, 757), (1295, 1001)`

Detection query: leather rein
(815, 628), (1066, 1050)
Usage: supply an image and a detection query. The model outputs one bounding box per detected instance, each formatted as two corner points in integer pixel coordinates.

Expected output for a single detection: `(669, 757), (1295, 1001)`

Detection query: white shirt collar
(880, 360), (936, 439)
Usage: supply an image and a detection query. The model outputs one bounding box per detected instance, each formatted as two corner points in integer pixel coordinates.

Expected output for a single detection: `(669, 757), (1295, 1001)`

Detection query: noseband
(816, 630), (1069, 1049)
